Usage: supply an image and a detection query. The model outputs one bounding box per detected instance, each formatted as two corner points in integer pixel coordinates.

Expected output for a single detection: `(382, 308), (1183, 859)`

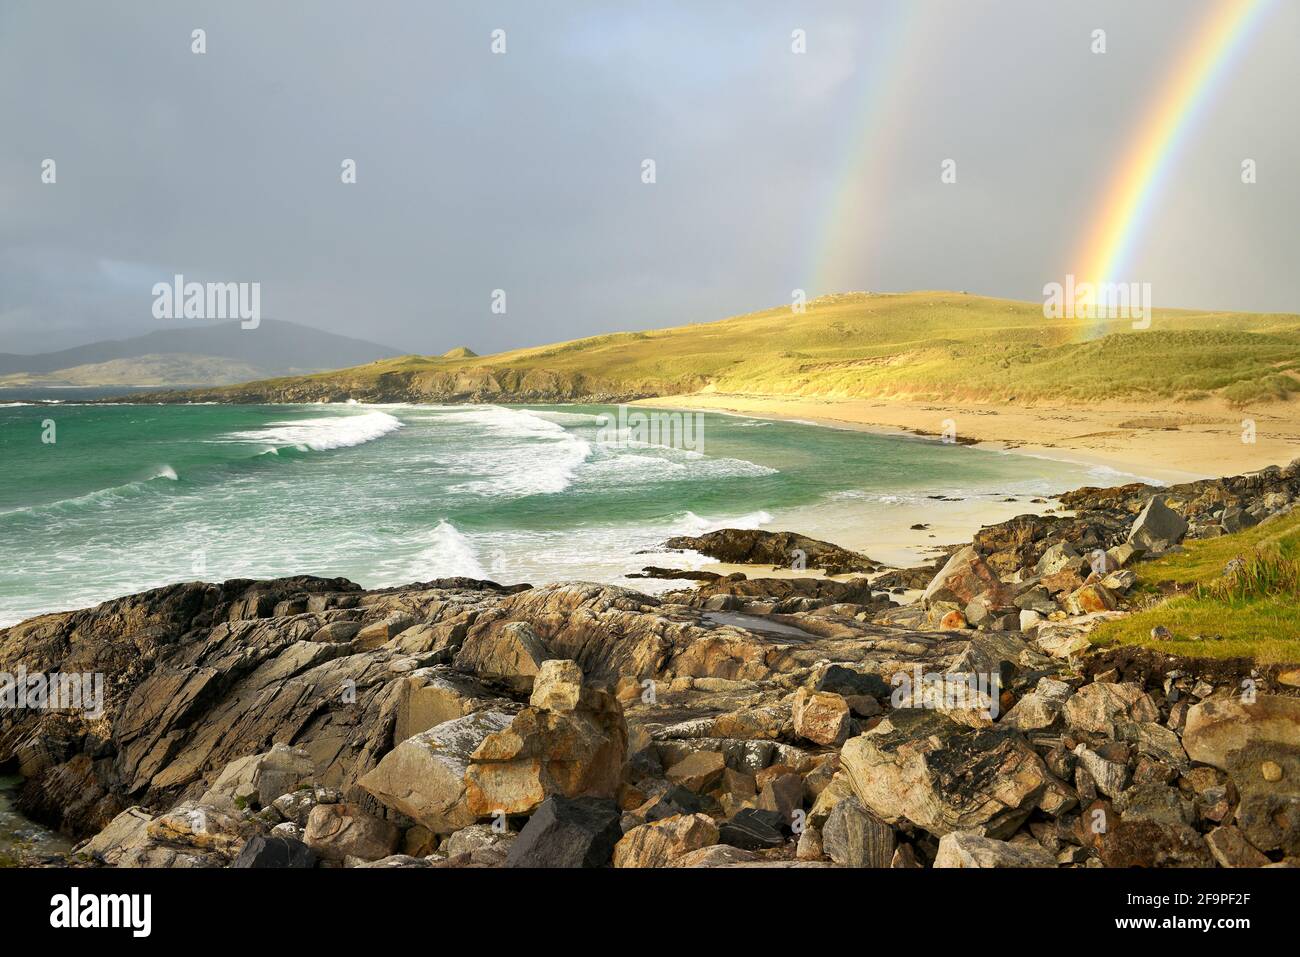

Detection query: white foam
(440, 406), (592, 497)
(413, 520), (488, 580)
(224, 411), (404, 451)
(674, 509), (774, 537)
(154, 465), (179, 481)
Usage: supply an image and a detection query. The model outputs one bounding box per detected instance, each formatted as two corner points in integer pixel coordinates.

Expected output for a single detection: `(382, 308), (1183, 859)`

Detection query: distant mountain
(0, 354), (270, 388)
(0, 320), (404, 386)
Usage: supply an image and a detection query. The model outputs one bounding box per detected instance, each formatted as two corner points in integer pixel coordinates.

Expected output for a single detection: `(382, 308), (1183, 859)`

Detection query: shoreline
(632, 391), (1300, 484)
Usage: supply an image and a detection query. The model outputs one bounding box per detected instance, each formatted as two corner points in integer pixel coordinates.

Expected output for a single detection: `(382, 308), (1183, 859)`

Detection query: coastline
(632, 391), (1300, 483)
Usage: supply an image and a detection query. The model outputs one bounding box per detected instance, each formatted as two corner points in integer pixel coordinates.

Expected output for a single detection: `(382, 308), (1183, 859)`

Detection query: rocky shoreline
(1, 461), (1297, 869)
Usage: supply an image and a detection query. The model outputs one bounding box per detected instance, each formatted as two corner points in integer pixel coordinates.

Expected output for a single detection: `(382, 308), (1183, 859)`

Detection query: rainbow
(808, 2), (926, 298)
(1073, 0), (1278, 327)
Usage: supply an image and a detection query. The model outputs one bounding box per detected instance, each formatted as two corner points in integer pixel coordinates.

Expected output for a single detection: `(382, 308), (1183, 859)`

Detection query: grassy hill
(147, 292), (1300, 405)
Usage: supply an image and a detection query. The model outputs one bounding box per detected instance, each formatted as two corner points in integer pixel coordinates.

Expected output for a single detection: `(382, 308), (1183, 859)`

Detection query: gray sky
(2, 0), (1296, 355)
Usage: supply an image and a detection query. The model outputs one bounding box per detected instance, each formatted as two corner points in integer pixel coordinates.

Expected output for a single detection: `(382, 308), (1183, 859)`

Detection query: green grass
(199, 291), (1300, 405)
(1090, 510), (1300, 663)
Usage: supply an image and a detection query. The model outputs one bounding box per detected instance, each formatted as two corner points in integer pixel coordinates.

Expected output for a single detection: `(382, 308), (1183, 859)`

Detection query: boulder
(146, 802), (255, 858)
(464, 686), (628, 817)
(1034, 543), (1082, 577)
(1096, 819), (1214, 868)
(506, 796), (623, 868)
(529, 659), (584, 712)
(1032, 612), (1125, 658)
(232, 835), (317, 869)
(822, 795), (895, 867)
(718, 808), (787, 851)
(1002, 677), (1072, 732)
(670, 844), (760, 867)
(934, 831), (1056, 868)
(839, 711), (1057, 838)
(1205, 826), (1271, 868)
(271, 786), (340, 827)
(1127, 496), (1188, 553)
(792, 688), (852, 746)
(1182, 695), (1300, 769)
(453, 620), (549, 691)
(199, 743), (315, 809)
(921, 546), (1007, 609)
(303, 803), (400, 863)
(1063, 682), (1159, 736)
(662, 529), (878, 575)
(359, 709), (516, 833)
(1065, 583), (1117, 615)
(666, 751), (727, 793)
(613, 814), (720, 868)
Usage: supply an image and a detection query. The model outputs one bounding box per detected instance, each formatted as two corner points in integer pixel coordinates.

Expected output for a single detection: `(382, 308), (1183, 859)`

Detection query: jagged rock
(146, 802), (256, 858)
(1117, 721), (1189, 770)
(671, 844), (760, 867)
(393, 667), (513, 743)
(232, 835), (317, 868)
(934, 831), (1055, 868)
(271, 787), (340, 827)
(1127, 496), (1188, 553)
(1002, 677), (1072, 732)
(1096, 819), (1214, 868)
(1100, 570), (1136, 594)
(792, 688), (852, 746)
(1205, 826), (1271, 868)
(359, 709), (516, 833)
(505, 795), (622, 868)
(662, 529), (878, 575)
(1183, 695), (1300, 769)
(665, 751), (726, 793)
(303, 803), (400, 862)
(796, 825), (824, 860)
(922, 546), (1007, 609)
(464, 684), (627, 817)
(1065, 583), (1117, 615)
(1032, 612), (1125, 658)
(1074, 745), (1130, 800)
(1115, 783), (1195, 827)
(271, 822), (305, 842)
(529, 659), (584, 712)
(822, 795), (895, 867)
(613, 814), (720, 868)
(1034, 543), (1082, 577)
(454, 621), (549, 691)
(1064, 682), (1159, 736)
(840, 710), (1058, 838)
(757, 770), (804, 820)
(641, 785), (705, 821)
(443, 823), (515, 859)
(199, 743), (315, 809)
(75, 807), (155, 866)
(719, 807), (787, 850)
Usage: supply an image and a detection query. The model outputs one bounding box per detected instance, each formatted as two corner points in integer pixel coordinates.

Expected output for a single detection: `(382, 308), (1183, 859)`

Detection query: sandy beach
(635, 390), (1300, 483)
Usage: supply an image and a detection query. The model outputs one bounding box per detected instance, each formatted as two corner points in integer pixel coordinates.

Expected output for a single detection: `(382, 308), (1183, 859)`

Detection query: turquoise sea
(0, 400), (1146, 627)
